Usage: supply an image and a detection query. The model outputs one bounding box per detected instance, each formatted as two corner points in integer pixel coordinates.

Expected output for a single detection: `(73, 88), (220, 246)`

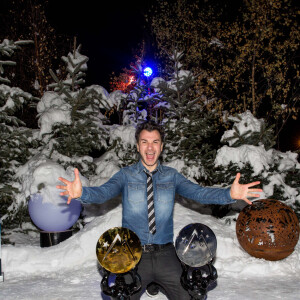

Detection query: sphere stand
(101, 266), (141, 300)
(40, 230), (73, 247)
(180, 261), (218, 300)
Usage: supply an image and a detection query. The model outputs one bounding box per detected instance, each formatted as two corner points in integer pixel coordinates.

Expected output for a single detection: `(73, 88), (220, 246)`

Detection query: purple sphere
(28, 193), (82, 232)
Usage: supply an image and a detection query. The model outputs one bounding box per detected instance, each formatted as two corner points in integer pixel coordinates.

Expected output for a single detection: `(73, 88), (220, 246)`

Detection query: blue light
(143, 67), (153, 77)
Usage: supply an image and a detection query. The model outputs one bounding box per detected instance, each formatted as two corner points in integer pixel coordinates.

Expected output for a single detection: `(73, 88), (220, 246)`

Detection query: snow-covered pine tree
(48, 44), (88, 92)
(152, 50), (217, 183)
(121, 61), (158, 125)
(110, 60), (158, 167)
(214, 111), (277, 186)
(39, 45), (111, 177)
(214, 111), (300, 218)
(0, 39), (33, 84)
(221, 111), (276, 150)
(0, 39), (37, 227)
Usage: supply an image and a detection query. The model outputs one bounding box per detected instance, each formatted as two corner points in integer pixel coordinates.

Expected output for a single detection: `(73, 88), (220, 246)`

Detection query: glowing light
(143, 67), (153, 77)
(128, 76), (135, 85)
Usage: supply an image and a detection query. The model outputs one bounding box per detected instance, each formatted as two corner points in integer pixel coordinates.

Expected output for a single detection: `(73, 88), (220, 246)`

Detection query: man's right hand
(56, 168), (82, 204)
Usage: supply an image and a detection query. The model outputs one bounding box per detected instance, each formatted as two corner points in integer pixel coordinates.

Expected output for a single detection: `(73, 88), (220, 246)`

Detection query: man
(57, 121), (262, 299)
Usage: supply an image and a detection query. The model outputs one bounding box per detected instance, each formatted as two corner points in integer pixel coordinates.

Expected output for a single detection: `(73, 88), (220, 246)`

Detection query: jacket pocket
(157, 182), (174, 203)
(128, 182), (146, 203)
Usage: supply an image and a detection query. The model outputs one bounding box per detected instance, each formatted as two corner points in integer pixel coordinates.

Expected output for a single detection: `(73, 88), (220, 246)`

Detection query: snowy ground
(1, 202), (300, 300)
(2, 265), (299, 300)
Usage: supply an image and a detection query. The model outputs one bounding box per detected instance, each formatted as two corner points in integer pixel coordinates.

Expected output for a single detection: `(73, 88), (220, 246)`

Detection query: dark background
(46, 0), (156, 89)
(1, 0), (299, 152)
(46, 1), (299, 152)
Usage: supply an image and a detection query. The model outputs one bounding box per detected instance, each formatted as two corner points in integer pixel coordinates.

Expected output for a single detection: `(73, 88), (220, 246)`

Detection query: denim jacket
(80, 160), (235, 245)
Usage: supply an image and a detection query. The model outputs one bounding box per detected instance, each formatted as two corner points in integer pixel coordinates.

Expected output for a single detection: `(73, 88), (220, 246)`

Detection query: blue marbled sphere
(28, 193), (82, 232)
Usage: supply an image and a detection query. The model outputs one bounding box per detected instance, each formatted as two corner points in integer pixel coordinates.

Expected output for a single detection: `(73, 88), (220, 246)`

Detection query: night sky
(46, 0), (155, 89)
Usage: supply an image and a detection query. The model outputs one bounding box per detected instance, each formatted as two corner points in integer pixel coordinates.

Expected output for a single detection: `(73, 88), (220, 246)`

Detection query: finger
(67, 196), (72, 205)
(60, 191), (69, 196)
(234, 173), (241, 184)
(247, 193), (261, 198)
(246, 181), (261, 188)
(243, 198), (253, 205)
(74, 168), (80, 181)
(56, 184), (67, 190)
(248, 188), (263, 192)
(58, 177), (71, 184)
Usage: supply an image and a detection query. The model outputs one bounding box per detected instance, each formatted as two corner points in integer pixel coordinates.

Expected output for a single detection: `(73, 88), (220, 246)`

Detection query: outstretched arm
(230, 173), (262, 205)
(56, 168), (82, 204)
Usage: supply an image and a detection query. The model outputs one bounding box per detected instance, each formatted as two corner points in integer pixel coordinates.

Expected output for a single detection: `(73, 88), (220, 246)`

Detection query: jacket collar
(136, 160), (164, 174)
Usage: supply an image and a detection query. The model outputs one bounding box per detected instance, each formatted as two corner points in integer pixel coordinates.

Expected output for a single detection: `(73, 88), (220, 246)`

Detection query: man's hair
(135, 120), (164, 143)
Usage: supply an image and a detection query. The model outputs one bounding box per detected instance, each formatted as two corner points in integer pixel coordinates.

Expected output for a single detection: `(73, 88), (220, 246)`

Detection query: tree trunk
(251, 51), (256, 116)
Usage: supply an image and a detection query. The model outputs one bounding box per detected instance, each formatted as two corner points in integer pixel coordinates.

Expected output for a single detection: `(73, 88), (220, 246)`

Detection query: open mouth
(146, 153), (155, 160)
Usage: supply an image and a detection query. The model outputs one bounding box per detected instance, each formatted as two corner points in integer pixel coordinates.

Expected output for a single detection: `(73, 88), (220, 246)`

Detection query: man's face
(137, 129), (163, 172)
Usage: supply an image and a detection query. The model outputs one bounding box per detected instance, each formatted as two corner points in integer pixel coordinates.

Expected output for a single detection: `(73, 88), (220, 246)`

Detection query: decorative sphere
(143, 67), (153, 77)
(28, 193), (82, 232)
(175, 223), (217, 267)
(236, 199), (299, 261)
(96, 227), (142, 274)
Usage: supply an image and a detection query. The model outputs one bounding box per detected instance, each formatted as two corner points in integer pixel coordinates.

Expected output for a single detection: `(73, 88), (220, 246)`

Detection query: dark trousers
(130, 244), (190, 300)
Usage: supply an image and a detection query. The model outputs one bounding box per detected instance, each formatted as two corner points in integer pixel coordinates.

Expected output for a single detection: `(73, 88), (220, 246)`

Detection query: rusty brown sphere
(236, 199), (299, 261)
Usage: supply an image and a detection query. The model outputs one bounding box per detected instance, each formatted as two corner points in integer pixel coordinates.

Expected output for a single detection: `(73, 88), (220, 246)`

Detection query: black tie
(145, 170), (157, 235)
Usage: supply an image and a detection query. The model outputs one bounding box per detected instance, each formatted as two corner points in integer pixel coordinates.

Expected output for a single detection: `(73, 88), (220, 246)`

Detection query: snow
(1, 120), (299, 299)
(0, 84), (31, 111)
(109, 124), (136, 148)
(2, 149), (300, 299)
(1, 202), (299, 299)
(215, 144), (271, 175)
(221, 111), (265, 146)
(62, 48), (88, 74)
(106, 90), (124, 109)
(37, 91), (71, 137)
(150, 77), (165, 93)
(215, 111), (300, 204)
(92, 152), (120, 186)
(1, 52), (300, 300)
(151, 70), (193, 92)
(15, 156), (89, 205)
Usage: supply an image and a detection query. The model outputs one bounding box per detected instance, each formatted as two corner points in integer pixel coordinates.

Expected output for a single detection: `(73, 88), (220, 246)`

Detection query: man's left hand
(230, 173), (263, 205)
